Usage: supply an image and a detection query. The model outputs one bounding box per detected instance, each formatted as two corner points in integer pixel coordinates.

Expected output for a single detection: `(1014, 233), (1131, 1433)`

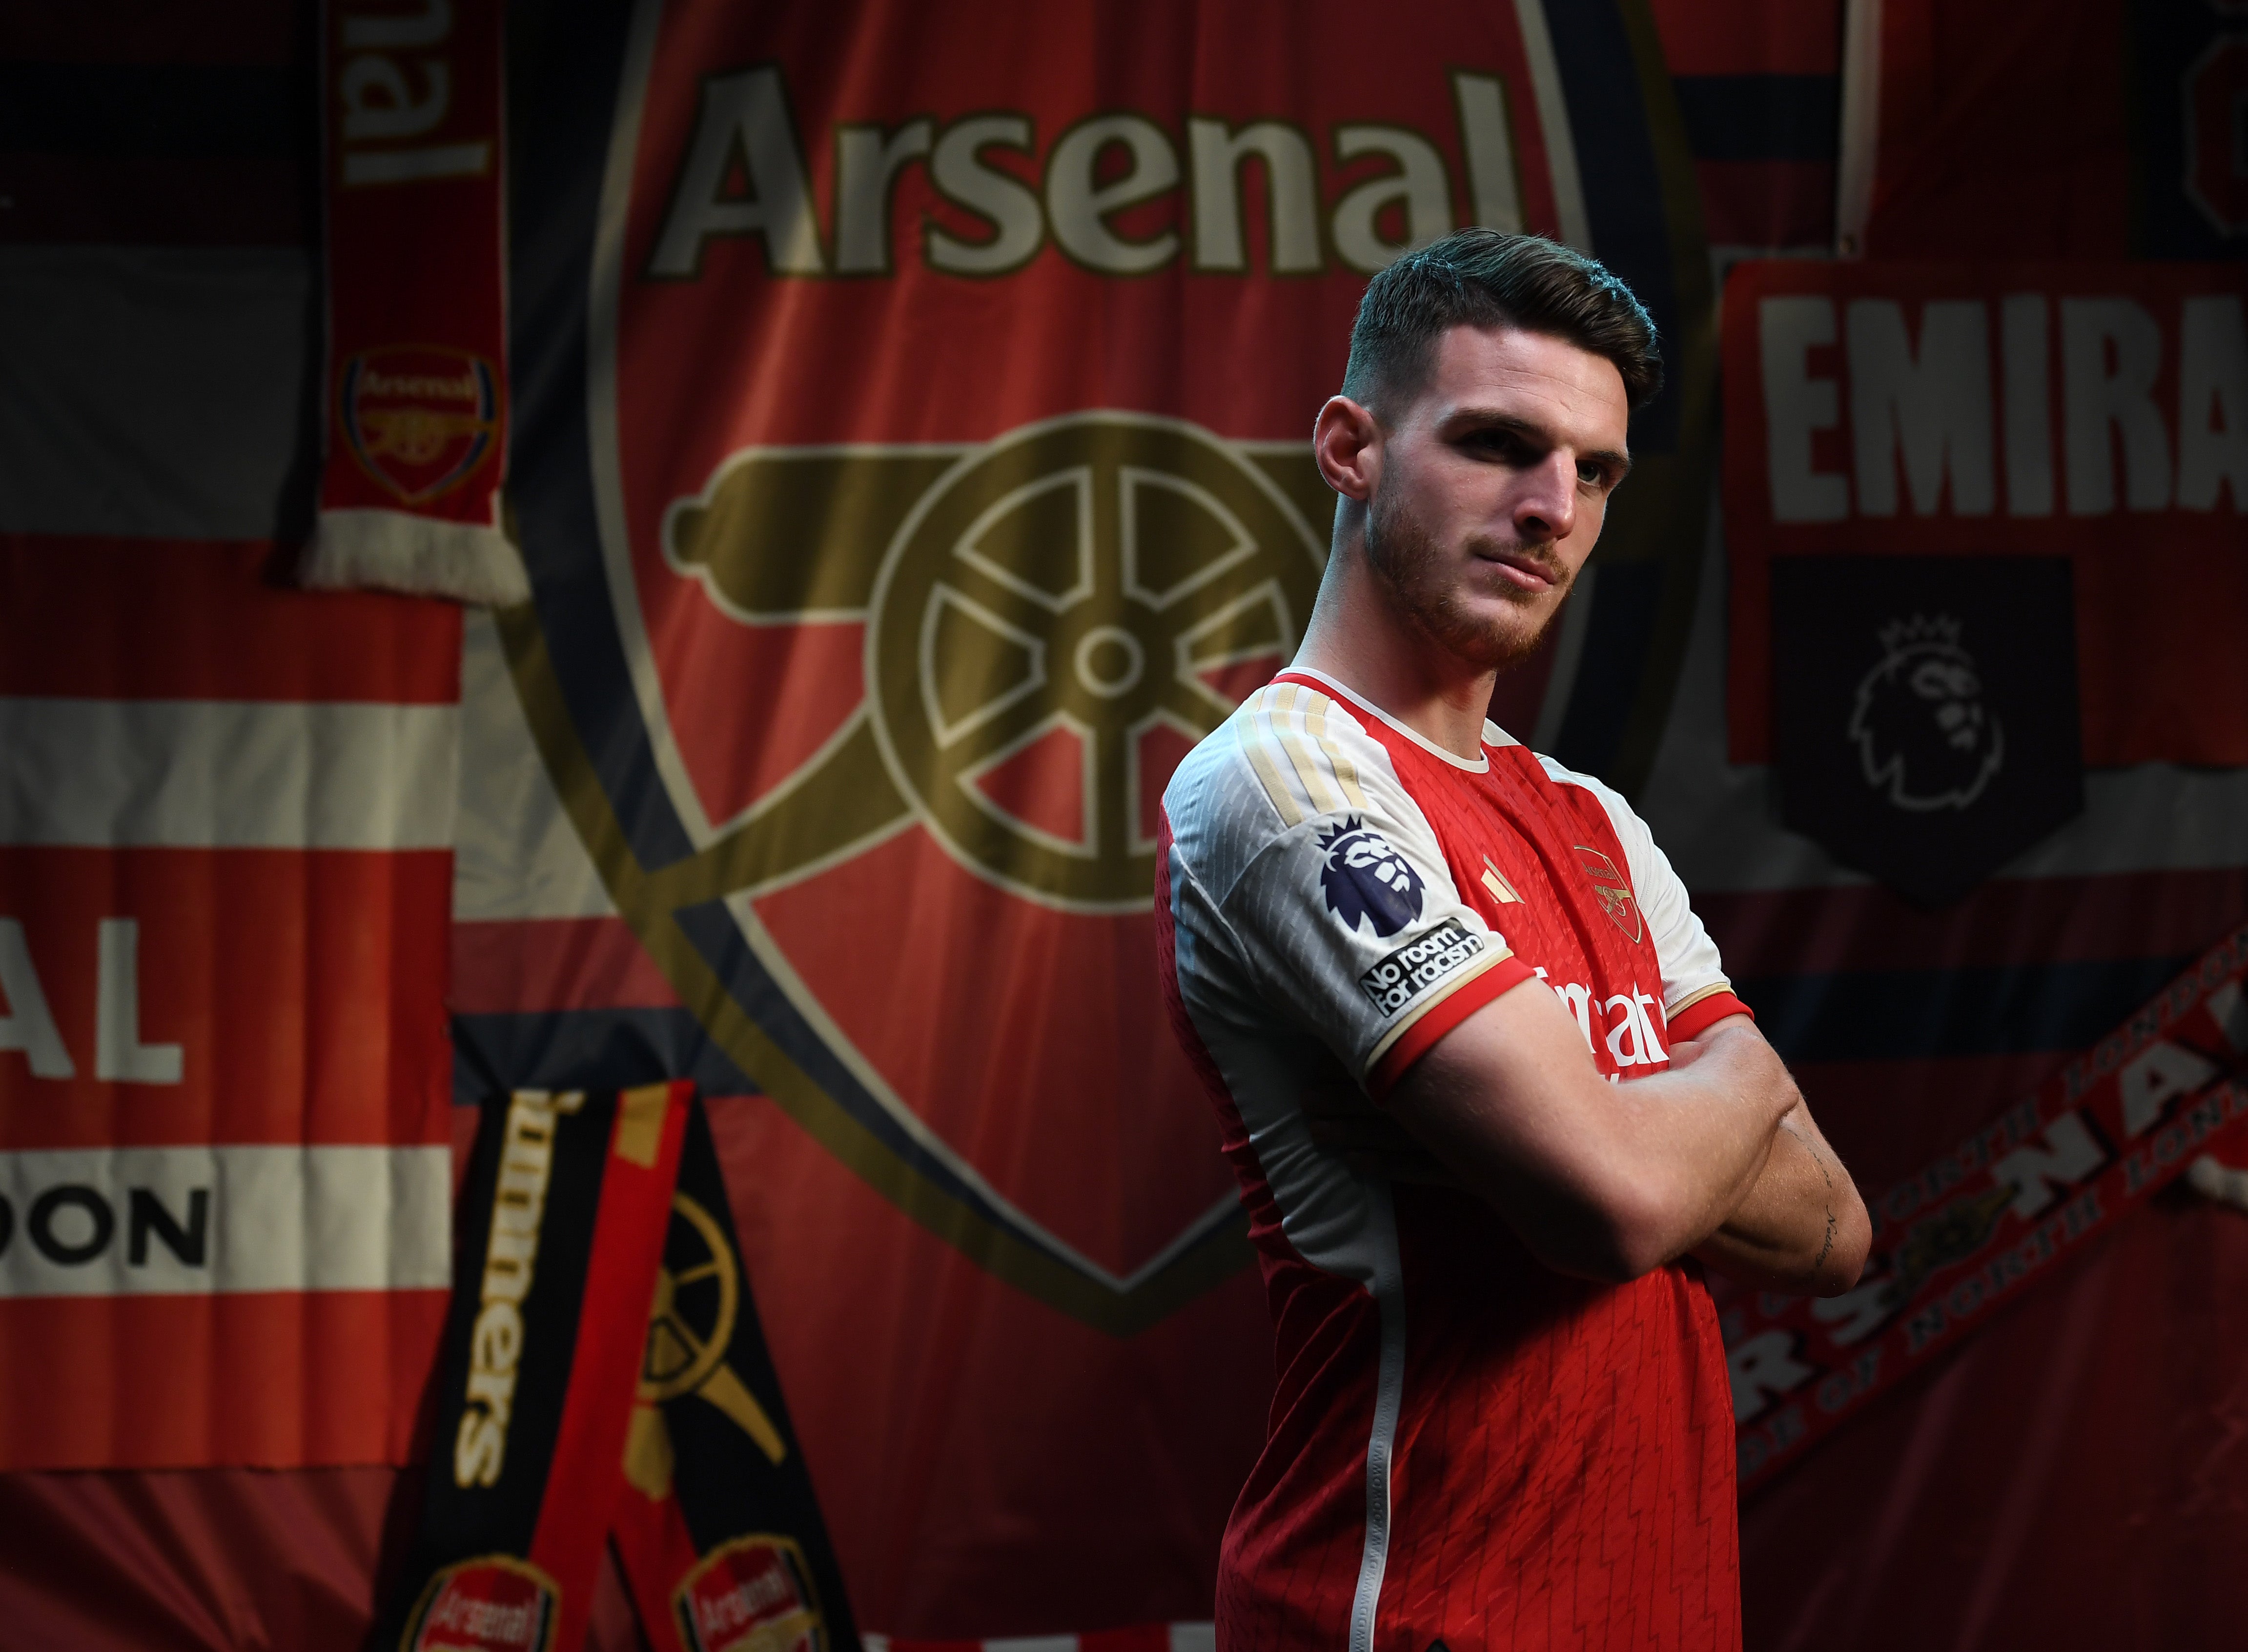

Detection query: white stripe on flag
(0, 1144), (451, 1297)
(0, 698), (458, 851)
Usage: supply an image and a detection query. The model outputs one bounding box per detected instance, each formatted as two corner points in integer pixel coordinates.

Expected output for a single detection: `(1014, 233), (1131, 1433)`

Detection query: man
(1155, 230), (1870, 1651)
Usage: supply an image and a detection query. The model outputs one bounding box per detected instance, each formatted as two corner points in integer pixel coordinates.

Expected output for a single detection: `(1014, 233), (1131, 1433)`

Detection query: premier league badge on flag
(1771, 555), (2085, 906)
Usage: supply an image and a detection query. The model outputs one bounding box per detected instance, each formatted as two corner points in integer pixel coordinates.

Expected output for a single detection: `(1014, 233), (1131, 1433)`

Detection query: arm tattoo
(1782, 1117), (1840, 1271)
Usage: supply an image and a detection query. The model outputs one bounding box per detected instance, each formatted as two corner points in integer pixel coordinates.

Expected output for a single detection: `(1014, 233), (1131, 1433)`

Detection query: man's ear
(1313, 395), (1382, 502)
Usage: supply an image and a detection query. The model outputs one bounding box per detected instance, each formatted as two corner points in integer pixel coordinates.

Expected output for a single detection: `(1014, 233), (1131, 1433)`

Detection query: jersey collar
(1275, 666), (1510, 773)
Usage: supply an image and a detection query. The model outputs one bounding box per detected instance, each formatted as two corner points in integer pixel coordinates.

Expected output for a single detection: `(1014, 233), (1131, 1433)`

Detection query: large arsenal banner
(495, 0), (1710, 1631)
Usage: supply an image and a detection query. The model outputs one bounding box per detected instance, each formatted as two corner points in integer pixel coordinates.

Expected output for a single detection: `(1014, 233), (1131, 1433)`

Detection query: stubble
(1362, 475), (1574, 673)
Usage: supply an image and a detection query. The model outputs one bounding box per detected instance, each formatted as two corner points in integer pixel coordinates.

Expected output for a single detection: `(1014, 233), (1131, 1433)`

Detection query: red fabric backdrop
(3, 0), (2247, 1647)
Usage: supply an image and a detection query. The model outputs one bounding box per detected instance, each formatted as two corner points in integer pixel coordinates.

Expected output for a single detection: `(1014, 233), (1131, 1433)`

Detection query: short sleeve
(1538, 756), (1754, 1042)
(1164, 682), (1535, 1097)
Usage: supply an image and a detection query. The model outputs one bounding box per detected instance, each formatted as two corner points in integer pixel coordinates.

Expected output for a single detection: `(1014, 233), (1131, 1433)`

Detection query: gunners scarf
(378, 1085), (863, 1652)
(378, 1084), (689, 1652)
(608, 1100), (861, 1652)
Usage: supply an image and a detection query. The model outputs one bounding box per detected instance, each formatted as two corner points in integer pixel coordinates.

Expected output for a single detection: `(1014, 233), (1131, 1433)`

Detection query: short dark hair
(1340, 229), (1663, 414)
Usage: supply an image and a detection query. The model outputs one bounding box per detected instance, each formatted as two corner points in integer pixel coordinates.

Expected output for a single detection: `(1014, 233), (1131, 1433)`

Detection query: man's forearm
(1690, 1101), (1869, 1295)
(1392, 999), (1804, 1283)
(1598, 1028), (1806, 1276)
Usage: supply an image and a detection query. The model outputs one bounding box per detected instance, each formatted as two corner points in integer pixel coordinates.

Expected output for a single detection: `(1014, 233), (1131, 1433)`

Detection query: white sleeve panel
(1535, 755), (1734, 1015)
(1166, 684), (1517, 1082)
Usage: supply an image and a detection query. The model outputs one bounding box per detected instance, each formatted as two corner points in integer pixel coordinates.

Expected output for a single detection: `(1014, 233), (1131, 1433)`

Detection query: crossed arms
(1341, 976), (1870, 1293)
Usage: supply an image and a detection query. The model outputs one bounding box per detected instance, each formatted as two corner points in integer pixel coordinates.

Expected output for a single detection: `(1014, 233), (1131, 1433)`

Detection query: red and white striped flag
(0, 537), (460, 1468)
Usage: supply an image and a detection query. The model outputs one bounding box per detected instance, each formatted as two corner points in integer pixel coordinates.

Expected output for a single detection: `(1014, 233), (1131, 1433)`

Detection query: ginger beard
(1361, 462), (1576, 673)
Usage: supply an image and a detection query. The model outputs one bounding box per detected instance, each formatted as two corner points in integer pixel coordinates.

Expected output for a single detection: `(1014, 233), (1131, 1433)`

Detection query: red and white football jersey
(1156, 668), (1755, 1652)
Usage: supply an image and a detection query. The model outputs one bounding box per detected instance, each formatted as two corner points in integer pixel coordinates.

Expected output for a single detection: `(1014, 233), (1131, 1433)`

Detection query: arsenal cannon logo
(507, 410), (1330, 1330)
(663, 412), (1327, 911)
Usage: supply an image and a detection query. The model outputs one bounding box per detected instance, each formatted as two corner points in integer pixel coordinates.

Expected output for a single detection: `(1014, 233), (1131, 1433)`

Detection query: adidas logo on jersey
(1479, 856), (1524, 905)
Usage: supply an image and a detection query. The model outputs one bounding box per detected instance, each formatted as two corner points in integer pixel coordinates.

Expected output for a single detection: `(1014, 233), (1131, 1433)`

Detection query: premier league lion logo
(1317, 818), (1426, 938)
(1848, 613), (2006, 812)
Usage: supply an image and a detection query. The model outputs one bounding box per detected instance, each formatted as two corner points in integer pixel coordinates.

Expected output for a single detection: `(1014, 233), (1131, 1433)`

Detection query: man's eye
(1576, 461), (1606, 487)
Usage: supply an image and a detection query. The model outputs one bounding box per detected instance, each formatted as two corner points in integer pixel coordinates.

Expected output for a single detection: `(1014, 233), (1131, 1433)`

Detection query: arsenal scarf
(378, 1084), (688, 1652)
(380, 1086), (860, 1652)
(306, 0), (526, 604)
(609, 1101), (861, 1652)
(1729, 923), (2248, 1488)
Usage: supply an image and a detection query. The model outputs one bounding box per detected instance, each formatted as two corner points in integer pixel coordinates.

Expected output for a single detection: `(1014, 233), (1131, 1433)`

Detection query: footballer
(1156, 229), (1870, 1651)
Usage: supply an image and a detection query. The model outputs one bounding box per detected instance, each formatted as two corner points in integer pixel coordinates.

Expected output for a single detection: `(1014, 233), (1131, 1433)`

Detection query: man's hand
(1381, 977), (1809, 1284)
(1677, 1019), (1869, 1296)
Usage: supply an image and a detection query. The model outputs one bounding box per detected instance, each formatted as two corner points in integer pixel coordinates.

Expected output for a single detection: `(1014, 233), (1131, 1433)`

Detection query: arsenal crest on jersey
(1573, 846), (1642, 943)
(339, 343), (501, 504)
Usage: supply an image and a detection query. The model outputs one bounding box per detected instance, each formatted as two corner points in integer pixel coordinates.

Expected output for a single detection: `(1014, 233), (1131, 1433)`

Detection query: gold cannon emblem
(660, 410), (1330, 911)
(624, 1191), (787, 1498)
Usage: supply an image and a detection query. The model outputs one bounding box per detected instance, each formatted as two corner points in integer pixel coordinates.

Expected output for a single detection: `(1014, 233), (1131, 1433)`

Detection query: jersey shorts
(1156, 669), (1756, 1652)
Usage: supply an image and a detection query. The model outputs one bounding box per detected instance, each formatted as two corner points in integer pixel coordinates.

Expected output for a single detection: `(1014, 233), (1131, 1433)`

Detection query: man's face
(1362, 324), (1633, 671)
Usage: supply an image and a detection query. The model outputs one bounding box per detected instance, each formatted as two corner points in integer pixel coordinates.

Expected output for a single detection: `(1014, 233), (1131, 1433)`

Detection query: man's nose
(1512, 450), (1577, 544)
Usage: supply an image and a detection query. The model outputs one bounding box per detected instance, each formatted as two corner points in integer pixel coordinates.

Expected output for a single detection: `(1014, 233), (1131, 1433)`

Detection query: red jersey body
(1156, 669), (1754, 1651)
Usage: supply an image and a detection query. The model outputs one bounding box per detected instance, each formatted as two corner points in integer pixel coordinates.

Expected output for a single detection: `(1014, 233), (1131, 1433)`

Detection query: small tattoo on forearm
(1785, 1117), (1839, 1268)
